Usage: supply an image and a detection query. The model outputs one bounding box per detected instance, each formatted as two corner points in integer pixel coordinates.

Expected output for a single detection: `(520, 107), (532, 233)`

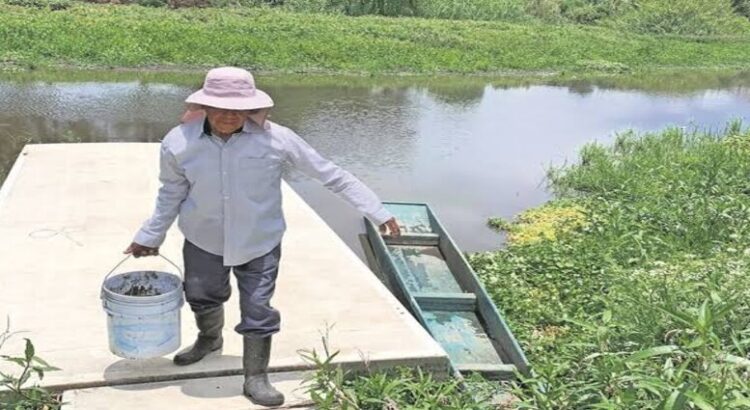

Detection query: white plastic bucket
(101, 254), (184, 360)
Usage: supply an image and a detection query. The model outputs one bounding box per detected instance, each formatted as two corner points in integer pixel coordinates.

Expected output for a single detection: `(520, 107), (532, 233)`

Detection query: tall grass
(298, 331), (503, 409)
(418, 0), (528, 22)
(243, 0), (750, 34)
(3, 3), (750, 74)
(34, 0), (747, 33)
(470, 122), (750, 407)
(615, 0), (750, 36)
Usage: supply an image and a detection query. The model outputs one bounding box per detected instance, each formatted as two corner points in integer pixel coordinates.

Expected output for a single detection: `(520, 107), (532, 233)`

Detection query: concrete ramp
(0, 143), (448, 406)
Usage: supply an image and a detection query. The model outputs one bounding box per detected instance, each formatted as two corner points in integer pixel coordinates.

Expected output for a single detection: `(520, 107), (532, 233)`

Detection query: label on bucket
(108, 310), (181, 359)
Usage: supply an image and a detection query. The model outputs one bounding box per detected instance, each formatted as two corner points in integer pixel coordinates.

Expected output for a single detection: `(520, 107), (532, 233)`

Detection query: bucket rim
(101, 270), (183, 304)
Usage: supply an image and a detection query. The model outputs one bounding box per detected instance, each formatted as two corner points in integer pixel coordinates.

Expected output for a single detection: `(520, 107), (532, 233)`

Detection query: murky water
(1, 74), (749, 259)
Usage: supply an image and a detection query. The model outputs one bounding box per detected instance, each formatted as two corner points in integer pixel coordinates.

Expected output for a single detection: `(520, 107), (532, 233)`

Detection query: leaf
(602, 310), (612, 324)
(625, 375), (670, 395)
(686, 338), (705, 350)
(656, 305), (694, 328)
(697, 299), (711, 330)
(709, 291), (722, 305)
(628, 345), (680, 362)
(31, 356), (51, 367)
(728, 398), (750, 408)
(24, 338), (34, 362)
(722, 354), (750, 368)
(684, 390), (715, 410)
(659, 387), (688, 410)
(3, 357), (27, 368)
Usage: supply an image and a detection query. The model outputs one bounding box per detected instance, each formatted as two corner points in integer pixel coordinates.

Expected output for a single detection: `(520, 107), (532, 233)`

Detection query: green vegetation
(2, 1), (750, 75)
(469, 122), (750, 407)
(131, 0), (750, 32)
(279, 0), (750, 34)
(0, 320), (60, 410)
(299, 332), (506, 409)
(615, 0), (750, 36)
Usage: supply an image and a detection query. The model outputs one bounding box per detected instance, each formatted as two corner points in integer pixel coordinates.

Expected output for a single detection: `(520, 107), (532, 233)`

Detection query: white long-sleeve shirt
(134, 118), (393, 266)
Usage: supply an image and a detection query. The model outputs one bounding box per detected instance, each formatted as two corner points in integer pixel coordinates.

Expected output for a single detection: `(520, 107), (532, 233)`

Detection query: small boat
(360, 202), (529, 379)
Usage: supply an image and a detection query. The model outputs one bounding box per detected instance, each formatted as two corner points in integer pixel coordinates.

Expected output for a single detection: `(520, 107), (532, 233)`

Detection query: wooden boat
(360, 202), (529, 379)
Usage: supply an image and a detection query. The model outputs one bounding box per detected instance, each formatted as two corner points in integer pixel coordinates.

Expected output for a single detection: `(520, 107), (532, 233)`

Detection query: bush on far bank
(615, 0), (750, 36)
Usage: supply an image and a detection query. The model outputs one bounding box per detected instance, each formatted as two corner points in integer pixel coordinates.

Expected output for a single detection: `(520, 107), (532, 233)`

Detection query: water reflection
(1, 77), (749, 260)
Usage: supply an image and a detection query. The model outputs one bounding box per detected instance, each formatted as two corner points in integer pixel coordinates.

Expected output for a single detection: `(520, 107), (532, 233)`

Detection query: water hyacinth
(494, 204), (589, 246)
(471, 122), (750, 408)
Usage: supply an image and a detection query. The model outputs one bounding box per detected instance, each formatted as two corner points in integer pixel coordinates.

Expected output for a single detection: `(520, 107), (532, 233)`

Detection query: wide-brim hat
(185, 67), (274, 111)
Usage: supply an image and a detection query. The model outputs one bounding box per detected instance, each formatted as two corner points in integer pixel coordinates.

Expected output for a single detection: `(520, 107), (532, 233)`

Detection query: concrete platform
(61, 372), (314, 410)
(0, 144), (448, 398)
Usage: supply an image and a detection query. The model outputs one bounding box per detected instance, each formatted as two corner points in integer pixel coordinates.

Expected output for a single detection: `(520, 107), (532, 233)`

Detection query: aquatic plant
(471, 121), (750, 408)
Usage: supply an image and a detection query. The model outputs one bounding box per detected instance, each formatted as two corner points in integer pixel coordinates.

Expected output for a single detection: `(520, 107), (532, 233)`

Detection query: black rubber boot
(173, 306), (224, 366)
(243, 336), (284, 407)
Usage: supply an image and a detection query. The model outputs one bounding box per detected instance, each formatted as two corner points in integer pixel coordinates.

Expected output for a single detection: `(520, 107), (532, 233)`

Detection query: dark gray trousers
(182, 240), (281, 338)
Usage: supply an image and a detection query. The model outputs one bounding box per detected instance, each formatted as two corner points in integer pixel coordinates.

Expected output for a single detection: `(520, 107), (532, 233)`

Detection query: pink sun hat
(185, 67), (274, 111)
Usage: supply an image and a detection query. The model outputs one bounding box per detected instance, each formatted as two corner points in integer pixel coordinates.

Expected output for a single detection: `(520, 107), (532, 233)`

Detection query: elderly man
(125, 67), (400, 407)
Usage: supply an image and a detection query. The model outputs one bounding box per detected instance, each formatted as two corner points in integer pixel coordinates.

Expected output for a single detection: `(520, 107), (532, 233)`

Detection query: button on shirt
(134, 118), (393, 266)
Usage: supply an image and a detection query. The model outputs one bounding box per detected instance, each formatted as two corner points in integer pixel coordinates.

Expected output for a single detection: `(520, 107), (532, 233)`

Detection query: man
(124, 67), (401, 407)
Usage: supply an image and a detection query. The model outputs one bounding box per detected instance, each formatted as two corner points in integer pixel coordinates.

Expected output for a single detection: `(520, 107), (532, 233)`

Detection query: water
(1, 74), (749, 259)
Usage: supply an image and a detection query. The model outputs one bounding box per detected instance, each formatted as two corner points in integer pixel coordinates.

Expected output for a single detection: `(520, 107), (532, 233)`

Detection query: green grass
(469, 122), (750, 407)
(3, 3), (750, 75)
(297, 328), (507, 409)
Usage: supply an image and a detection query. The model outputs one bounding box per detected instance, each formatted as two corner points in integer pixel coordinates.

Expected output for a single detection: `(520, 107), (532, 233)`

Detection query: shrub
(138, 0), (166, 7)
(561, 0), (634, 24)
(617, 0), (750, 36)
(340, 0), (418, 17)
(273, 0), (418, 16)
(3, 0), (71, 10)
(525, 0), (563, 22)
(278, 0), (331, 13)
(733, 0), (750, 19)
(418, 0), (527, 22)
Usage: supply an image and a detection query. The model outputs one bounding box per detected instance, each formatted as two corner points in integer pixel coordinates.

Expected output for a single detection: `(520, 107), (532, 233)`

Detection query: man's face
(204, 106), (252, 136)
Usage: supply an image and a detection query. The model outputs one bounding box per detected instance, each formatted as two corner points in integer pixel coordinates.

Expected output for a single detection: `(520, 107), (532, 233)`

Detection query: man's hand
(124, 242), (160, 258)
(379, 217), (401, 237)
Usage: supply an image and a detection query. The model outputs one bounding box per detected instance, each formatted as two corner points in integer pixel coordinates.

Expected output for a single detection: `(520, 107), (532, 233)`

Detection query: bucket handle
(104, 253), (184, 282)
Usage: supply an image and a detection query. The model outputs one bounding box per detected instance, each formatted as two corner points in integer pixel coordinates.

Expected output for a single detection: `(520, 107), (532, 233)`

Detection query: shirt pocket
(239, 157), (283, 202)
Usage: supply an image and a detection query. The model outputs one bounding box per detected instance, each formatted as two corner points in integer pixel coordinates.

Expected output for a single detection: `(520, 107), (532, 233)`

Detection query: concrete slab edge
(0, 144), (28, 210)
(58, 382), (317, 410)
(57, 353), (449, 410)
(46, 353), (449, 392)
